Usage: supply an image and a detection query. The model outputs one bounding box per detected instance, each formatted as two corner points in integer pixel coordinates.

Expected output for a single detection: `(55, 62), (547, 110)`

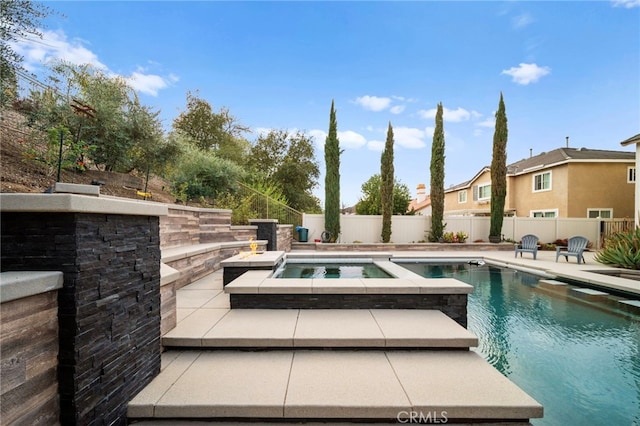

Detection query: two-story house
(621, 133), (640, 226)
(444, 147), (636, 219)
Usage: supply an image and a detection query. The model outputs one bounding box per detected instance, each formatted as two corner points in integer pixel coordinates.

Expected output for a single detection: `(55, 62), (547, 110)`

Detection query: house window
(475, 184), (491, 201)
(458, 190), (467, 203)
(533, 171), (552, 192)
(587, 209), (612, 219)
(531, 209), (557, 218)
(629, 167), (636, 183)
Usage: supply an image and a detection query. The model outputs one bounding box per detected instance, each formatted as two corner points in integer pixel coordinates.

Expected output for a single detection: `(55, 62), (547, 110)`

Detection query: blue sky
(14, 1), (640, 207)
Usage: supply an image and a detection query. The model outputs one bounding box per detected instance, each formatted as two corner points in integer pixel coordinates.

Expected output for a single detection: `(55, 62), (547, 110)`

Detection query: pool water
(398, 262), (640, 425)
(274, 263), (393, 279)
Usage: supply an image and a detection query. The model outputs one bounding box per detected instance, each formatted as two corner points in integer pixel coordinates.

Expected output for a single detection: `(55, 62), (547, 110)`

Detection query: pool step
(570, 287), (609, 300)
(127, 349), (543, 423)
(163, 309), (478, 349)
(618, 299), (640, 314)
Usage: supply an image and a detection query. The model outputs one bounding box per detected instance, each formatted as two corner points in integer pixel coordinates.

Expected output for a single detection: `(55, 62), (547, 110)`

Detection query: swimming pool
(397, 261), (640, 425)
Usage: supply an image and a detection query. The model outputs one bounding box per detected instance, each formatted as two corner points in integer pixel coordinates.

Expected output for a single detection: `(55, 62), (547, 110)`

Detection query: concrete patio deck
(130, 264), (540, 422)
(128, 248), (639, 424)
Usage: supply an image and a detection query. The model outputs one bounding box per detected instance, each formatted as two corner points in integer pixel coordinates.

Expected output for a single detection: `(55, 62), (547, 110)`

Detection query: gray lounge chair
(555, 236), (588, 264)
(515, 234), (539, 260)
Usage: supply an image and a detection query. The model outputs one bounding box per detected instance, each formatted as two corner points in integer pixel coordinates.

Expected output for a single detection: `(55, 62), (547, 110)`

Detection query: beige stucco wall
(511, 165), (569, 217)
(445, 161), (634, 219)
(566, 162), (634, 218)
(634, 144), (640, 226)
(444, 170), (492, 215)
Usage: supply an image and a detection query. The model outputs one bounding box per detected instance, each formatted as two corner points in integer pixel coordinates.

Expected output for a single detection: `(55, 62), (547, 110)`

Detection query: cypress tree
(324, 100), (341, 242)
(430, 102), (445, 242)
(489, 92), (508, 242)
(380, 122), (394, 243)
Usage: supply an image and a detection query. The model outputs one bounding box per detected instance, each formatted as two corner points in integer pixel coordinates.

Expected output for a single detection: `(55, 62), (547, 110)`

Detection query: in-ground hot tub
(223, 252), (473, 327)
(272, 258), (394, 279)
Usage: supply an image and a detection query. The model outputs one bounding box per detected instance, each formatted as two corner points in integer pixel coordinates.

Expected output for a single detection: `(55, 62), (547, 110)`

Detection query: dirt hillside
(1, 111), (178, 204)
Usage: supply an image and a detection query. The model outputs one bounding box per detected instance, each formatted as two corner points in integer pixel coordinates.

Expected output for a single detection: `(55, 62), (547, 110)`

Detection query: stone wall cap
(0, 271), (64, 303)
(166, 204), (232, 214)
(249, 219), (279, 223)
(0, 193), (168, 216)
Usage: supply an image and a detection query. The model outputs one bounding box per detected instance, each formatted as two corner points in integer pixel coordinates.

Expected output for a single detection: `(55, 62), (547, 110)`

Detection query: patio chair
(514, 234), (539, 260)
(555, 236), (588, 264)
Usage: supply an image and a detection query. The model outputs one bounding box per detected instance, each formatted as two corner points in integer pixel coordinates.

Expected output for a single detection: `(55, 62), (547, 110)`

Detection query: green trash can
(297, 227), (309, 242)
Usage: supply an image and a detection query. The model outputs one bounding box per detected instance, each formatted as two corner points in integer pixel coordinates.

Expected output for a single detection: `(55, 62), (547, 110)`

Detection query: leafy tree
(324, 100), (341, 242)
(380, 122), (395, 243)
(429, 102), (445, 242)
(0, 0), (53, 106)
(172, 91), (250, 164)
(86, 77), (142, 172)
(490, 92), (508, 241)
(168, 140), (244, 203)
(246, 129), (288, 178)
(246, 129), (321, 212)
(128, 107), (182, 177)
(274, 133), (322, 213)
(355, 174), (411, 215)
(18, 62), (169, 174)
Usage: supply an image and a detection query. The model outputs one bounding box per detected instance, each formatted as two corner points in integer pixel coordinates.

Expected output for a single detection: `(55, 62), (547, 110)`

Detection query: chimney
(566, 136), (569, 148)
(529, 148), (532, 158)
(416, 183), (427, 203)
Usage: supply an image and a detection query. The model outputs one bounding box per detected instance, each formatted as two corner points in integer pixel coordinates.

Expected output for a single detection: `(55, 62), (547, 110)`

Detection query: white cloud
(390, 105), (405, 114)
(15, 29), (176, 96)
(338, 130), (367, 149)
(354, 95), (392, 112)
(367, 140), (385, 151)
(477, 118), (495, 128)
(15, 29), (108, 71)
(309, 129), (368, 149)
(308, 129), (327, 148)
(126, 70), (169, 96)
(424, 126), (435, 138)
(417, 109), (435, 120)
(611, 0), (640, 8)
(418, 107), (472, 122)
(392, 95), (417, 103)
(394, 127), (428, 149)
(512, 13), (534, 29)
(501, 63), (551, 85)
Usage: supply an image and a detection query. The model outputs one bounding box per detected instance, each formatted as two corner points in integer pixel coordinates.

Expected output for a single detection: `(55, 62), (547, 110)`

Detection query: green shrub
(594, 227), (640, 270)
(168, 145), (244, 202)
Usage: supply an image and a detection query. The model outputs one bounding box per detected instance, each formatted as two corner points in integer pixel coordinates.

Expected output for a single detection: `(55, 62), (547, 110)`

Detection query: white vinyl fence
(302, 214), (602, 248)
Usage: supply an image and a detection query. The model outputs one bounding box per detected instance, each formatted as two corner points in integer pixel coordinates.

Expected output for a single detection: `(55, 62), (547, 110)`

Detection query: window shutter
(472, 185), (478, 201)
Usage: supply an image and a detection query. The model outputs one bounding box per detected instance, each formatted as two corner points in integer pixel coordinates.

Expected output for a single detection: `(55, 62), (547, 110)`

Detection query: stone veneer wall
(277, 224), (293, 253)
(160, 205), (293, 251)
(1, 291), (60, 424)
(1, 211), (161, 425)
(160, 206), (258, 249)
(164, 243), (267, 290)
